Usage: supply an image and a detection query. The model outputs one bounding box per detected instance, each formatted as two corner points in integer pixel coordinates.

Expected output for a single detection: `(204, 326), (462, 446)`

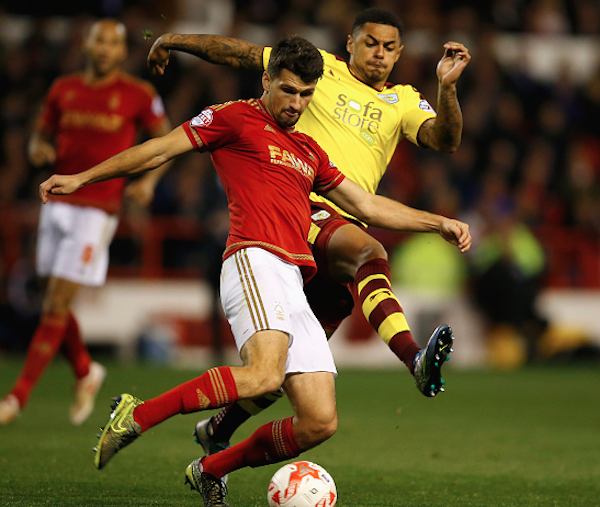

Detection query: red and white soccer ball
(267, 461), (337, 507)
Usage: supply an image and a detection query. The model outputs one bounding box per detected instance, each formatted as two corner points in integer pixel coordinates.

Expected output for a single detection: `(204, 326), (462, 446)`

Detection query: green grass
(0, 358), (598, 506)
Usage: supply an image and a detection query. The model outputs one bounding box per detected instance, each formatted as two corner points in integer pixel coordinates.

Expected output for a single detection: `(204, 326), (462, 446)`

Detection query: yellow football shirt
(263, 47), (436, 220)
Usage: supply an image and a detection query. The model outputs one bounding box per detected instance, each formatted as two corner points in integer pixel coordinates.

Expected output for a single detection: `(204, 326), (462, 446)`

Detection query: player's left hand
(436, 42), (471, 87)
(439, 218), (472, 253)
(39, 174), (82, 204)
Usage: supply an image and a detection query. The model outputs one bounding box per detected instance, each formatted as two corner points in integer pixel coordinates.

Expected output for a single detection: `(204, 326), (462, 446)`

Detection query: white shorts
(36, 201), (118, 287)
(220, 247), (337, 376)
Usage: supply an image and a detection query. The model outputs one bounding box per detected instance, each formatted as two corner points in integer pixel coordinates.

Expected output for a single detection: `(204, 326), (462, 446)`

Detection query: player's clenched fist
(39, 174), (83, 204)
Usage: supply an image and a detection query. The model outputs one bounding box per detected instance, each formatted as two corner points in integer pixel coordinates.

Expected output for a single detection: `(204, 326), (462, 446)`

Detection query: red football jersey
(38, 71), (166, 213)
(183, 99), (345, 280)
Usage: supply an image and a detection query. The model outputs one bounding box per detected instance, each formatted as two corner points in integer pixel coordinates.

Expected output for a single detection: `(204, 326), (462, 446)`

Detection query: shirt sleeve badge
(190, 108), (214, 127)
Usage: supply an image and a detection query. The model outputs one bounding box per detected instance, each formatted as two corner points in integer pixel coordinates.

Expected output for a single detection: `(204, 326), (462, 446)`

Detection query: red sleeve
(183, 104), (241, 152)
(37, 80), (61, 137)
(311, 141), (346, 194)
(137, 84), (166, 134)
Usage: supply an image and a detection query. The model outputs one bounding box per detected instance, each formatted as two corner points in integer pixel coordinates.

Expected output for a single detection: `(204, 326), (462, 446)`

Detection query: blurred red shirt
(38, 71), (166, 214)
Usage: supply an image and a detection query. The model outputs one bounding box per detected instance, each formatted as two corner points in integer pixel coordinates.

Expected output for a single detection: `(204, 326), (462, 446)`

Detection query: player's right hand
(39, 174), (82, 204)
(28, 140), (57, 168)
(439, 218), (472, 254)
(147, 36), (170, 75)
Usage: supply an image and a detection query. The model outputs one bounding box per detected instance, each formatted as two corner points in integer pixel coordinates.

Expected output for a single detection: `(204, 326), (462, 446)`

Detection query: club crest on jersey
(191, 108), (214, 127)
(418, 100), (436, 114)
(311, 210), (331, 221)
(377, 93), (399, 104)
(108, 93), (120, 110)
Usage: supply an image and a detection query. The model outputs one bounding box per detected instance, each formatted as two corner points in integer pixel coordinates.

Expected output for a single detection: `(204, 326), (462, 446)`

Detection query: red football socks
(202, 417), (301, 479)
(133, 367), (239, 432)
(11, 313), (69, 407)
(61, 312), (91, 379)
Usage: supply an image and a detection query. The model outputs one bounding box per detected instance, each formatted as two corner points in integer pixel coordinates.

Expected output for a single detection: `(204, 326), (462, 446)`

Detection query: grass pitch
(0, 357), (598, 507)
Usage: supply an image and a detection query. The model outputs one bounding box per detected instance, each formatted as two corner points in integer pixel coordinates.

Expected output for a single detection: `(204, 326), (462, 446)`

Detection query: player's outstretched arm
(417, 41), (471, 153)
(148, 33), (265, 75)
(323, 178), (471, 253)
(39, 126), (195, 204)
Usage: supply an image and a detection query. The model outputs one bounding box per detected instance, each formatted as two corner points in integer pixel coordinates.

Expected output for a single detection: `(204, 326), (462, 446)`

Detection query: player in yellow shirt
(147, 6), (471, 459)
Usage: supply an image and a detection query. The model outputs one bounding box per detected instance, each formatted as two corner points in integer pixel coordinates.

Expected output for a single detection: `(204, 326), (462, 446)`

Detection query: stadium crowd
(1, 0), (600, 354)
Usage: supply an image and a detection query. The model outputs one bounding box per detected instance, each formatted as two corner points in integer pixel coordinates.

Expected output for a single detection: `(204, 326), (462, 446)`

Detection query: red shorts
(305, 200), (364, 330)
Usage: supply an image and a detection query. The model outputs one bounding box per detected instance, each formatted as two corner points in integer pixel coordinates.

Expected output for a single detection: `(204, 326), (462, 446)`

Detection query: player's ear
(262, 71), (271, 93)
(346, 34), (354, 55)
(394, 44), (404, 63)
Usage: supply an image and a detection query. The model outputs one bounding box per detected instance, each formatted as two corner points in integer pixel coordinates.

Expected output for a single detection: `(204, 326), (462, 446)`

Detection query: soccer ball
(267, 461), (337, 507)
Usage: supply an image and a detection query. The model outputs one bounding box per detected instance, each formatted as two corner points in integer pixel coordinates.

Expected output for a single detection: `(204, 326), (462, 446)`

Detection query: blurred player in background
(0, 18), (171, 426)
(147, 6), (471, 452)
(40, 36), (469, 506)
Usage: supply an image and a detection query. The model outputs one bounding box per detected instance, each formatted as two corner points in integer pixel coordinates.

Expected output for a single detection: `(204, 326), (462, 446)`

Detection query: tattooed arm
(148, 34), (265, 75)
(417, 41), (471, 153)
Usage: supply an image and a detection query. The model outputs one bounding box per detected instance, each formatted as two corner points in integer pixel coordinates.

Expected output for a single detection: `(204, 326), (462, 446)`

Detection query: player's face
(347, 23), (403, 89)
(262, 69), (317, 129)
(84, 20), (127, 77)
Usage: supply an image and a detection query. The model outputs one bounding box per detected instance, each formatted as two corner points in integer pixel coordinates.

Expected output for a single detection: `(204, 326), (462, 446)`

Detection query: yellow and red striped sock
(355, 258), (420, 374)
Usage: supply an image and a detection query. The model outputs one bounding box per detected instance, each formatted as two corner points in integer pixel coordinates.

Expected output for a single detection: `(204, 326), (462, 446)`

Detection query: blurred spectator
(469, 175), (548, 366)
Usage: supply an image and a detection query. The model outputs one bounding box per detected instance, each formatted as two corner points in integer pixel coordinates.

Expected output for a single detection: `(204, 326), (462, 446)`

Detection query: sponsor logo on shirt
(360, 129), (376, 146)
(268, 145), (315, 179)
(61, 111), (124, 132)
(377, 93), (399, 104)
(418, 99), (436, 114)
(333, 94), (382, 145)
(190, 108), (214, 127)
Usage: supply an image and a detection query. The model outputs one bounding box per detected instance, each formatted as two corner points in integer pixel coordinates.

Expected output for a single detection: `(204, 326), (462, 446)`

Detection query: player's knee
(357, 240), (388, 265)
(249, 369), (286, 396)
(299, 412), (338, 448)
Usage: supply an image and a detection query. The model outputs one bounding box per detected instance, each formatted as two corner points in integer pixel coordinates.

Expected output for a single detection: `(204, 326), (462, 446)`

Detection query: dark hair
(267, 36), (324, 83)
(352, 7), (404, 39)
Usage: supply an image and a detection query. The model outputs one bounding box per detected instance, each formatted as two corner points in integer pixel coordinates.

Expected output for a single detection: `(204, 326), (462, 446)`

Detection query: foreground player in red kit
(147, 7), (470, 394)
(0, 19), (171, 426)
(40, 37), (470, 507)
(146, 8), (470, 460)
